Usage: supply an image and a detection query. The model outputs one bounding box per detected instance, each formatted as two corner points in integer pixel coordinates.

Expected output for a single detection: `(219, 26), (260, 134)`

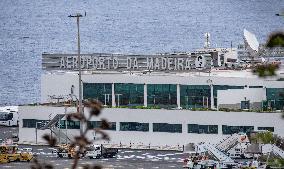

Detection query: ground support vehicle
(57, 144), (84, 159)
(0, 145), (33, 162)
(86, 144), (118, 159)
(0, 154), (10, 163)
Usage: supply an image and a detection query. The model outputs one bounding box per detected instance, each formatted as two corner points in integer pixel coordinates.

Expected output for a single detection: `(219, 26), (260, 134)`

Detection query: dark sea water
(0, 0), (283, 105)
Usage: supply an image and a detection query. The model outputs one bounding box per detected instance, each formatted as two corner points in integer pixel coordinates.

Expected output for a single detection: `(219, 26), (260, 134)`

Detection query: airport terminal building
(18, 53), (284, 147)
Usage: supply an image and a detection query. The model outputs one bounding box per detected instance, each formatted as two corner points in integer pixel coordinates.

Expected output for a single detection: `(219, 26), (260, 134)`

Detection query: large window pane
(23, 119), (36, 128)
(87, 121), (116, 130)
(188, 124), (218, 134)
(180, 85), (210, 109)
(257, 127), (274, 132)
(266, 88), (284, 110)
(115, 83), (144, 106)
(83, 83), (112, 106)
(153, 123), (182, 133)
(23, 119), (50, 128)
(58, 120), (80, 129)
(22, 119), (80, 129)
(120, 122), (149, 132)
(222, 125), (254, 135)
(147, 84), (177, 108)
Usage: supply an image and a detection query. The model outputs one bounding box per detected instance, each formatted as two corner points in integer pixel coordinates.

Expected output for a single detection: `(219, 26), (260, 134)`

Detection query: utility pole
(69, 13), (83, 134)
(65, 106), (68, 144)
(206, 79), (214, 110)
(35, 122), (42, 144)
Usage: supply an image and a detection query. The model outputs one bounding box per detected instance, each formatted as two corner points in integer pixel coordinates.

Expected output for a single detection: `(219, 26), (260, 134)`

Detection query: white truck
(86, 144), (118, 159)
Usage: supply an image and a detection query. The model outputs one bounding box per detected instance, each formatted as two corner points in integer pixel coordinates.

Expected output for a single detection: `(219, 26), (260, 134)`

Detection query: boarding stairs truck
(86, 144), (118, 159)
(201, 143), (236, 168)
(183, 143), (236, 169)
(215, 133), (245, 152)
(202, 143), (234, 163)
(215, 133), (251, 158)
(272, 146), (284, 158)
(39, 114), (71, 143)
(262, 144), (284, 158)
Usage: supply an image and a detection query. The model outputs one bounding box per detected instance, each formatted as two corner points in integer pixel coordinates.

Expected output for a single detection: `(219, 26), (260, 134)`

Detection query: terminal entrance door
(241, 100), (250, 110)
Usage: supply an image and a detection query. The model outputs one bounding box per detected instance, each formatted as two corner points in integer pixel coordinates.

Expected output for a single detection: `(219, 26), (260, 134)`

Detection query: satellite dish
(244, 29), (259, 52)
(195, 55), (206, 70)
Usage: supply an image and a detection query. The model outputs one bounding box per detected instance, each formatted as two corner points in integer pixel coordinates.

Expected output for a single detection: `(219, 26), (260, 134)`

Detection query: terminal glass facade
(87, 121), (116, 130)
(83, 83), (112, 106)
(188, 124), (218, 134)
(153, 123), (182, 133)
(147, 84), (177, 108)
(115, 83), (144, 106)
(120, 122), (149, 132)
(222, 125), (254, 135)
(266, 88), (284, 110)
(82, 83), (284, 111)
(180, 85), (210, 109)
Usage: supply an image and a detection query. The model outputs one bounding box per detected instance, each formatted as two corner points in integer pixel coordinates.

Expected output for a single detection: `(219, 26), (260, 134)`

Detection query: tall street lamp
(206, 79), (214, 109)
(35, 121), (42, 144)
(68, 13), (83, 134)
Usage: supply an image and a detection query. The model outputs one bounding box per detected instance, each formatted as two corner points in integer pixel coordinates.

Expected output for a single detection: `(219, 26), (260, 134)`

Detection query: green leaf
(266, 32), (284, 48)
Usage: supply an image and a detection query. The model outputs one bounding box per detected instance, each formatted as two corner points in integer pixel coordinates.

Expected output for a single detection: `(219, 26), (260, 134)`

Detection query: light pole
(69, 13), (83, 134)
(64, 106), (68, 144)
(35, 122), (42, 144)
(206, 79), (214, 109)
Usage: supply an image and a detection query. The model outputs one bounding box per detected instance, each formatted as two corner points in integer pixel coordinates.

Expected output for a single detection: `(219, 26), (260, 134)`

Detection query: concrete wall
(41, 73), (79, 103)
(217, 88), (266, 110)
(18, 106), (284, 146)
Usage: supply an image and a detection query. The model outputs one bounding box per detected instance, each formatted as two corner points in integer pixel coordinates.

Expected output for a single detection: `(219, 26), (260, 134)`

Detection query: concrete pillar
(112, 83), (116, 107)
(177, 84), (181, 109)
(144, 83), (147, 107)
(116, 122), (120, 131)
(182, 123), (187, 134)
(149, 122), (153, 133)
(210, 84), (214, 109)
(218, 125), (222, 135)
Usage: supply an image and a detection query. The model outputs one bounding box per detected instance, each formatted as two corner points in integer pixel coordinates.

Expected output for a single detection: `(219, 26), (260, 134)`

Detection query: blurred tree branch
(33, 99), (109, 169)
